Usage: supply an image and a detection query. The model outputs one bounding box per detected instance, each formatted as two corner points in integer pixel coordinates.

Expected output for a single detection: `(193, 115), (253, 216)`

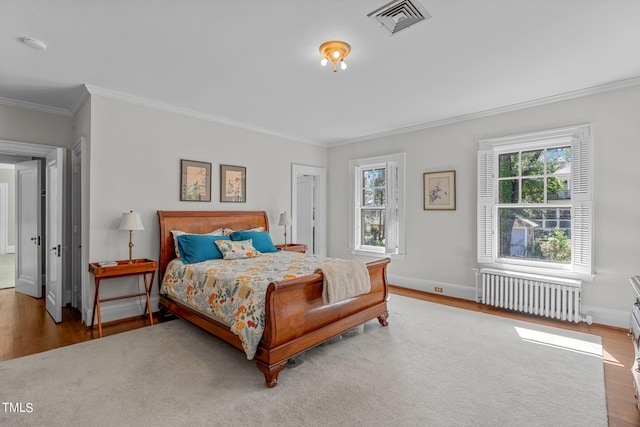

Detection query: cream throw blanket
(316, 260), (371, 304)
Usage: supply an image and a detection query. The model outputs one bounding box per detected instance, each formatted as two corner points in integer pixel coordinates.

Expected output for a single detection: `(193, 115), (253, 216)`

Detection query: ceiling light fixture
(319, 40), (350, 72)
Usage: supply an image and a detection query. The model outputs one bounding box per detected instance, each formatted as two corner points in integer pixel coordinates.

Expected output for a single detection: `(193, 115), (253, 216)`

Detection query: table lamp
(119, 211), (144, 263)
(278, 211), (292, 246)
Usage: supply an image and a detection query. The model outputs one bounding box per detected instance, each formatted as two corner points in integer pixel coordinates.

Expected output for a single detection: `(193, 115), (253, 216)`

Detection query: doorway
(291, 164), (327, 257)
(0, 139), (76, 324)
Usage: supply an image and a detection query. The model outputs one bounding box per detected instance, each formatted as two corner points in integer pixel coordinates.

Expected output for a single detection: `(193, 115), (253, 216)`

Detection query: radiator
(479, 268), (586, 323)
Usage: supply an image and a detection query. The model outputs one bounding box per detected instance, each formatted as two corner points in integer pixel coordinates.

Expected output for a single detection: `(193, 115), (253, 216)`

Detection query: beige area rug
(0, 295), (607, 426)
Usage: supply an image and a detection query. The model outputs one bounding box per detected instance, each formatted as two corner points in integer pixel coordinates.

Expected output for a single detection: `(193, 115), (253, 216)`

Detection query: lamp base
(128, 232), (134, 264)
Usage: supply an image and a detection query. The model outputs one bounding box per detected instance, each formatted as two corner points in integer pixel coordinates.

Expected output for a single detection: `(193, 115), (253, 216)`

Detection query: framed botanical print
(220, 164), (246, 203)
(180, 159), (211, 202)
(424, 170), (456, 210)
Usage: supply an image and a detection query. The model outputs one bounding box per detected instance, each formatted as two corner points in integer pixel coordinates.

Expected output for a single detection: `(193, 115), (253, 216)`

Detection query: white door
(296, 175), (316, 254)
(45, 148), (65, 323)
(291, 164), (327, 257)
(15, 160), (42, 298)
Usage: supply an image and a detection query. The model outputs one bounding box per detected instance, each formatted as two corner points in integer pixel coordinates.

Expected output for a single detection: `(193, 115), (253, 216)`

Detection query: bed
(157, 210), (390, 387)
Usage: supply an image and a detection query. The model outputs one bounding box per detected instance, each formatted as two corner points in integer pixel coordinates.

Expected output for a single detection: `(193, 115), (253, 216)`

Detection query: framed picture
(180, 159), (212, 202)
(220, 164), (246, 203)
(424, 170), (456, 210)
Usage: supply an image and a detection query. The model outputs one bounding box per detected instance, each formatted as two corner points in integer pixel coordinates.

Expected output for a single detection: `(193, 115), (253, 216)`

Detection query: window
(349, 153), (405, 257)
(477, 125), (592, 276)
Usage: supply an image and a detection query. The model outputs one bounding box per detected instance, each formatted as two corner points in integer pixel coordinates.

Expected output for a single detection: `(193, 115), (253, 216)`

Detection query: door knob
(49, 245), (62, 257)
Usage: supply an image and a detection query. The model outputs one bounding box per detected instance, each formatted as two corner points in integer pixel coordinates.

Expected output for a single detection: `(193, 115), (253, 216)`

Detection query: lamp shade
(118, 212), (144, 231)
(278, 211), (291, 226)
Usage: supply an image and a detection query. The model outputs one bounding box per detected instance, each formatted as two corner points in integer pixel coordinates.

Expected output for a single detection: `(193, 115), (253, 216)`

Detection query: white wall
(86, 95), (327, 322)
(327, 85), (640, 327)
(0, 104), (74, 147)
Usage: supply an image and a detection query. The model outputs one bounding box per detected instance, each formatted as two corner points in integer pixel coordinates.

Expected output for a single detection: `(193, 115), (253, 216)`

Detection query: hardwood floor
(0, 288), (153, 361)
(1, 286), (638, 426)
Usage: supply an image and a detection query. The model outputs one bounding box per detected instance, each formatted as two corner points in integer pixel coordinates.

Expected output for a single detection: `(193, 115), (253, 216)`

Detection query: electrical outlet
(434, 287), (443, 293)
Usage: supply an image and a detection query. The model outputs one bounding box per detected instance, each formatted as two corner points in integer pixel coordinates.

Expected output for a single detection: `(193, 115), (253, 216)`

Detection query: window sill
(477, 262), (595, 283)
(351, 249), (405, 261)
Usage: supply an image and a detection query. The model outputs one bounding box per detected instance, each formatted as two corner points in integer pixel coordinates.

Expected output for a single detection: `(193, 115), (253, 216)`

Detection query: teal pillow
(177, 234), (230, 264)
(230, 231), (278, 253)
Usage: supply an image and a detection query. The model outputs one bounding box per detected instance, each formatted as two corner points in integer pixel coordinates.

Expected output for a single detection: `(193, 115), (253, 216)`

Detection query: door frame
(71, 138), (87, 315)
(291, 164), (327, 257)
(0, 138), (70, 308)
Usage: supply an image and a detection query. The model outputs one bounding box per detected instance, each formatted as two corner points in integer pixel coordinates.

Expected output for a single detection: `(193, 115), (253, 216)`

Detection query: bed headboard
(157, 210), (270, 282)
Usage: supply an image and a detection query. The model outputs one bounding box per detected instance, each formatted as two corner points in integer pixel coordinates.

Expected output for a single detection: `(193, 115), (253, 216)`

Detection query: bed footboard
(254, 257), (390, 387)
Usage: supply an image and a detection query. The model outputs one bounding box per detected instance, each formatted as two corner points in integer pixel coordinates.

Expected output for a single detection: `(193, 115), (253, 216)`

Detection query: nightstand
(88, 258), (158, 337)
(275, 244), (307, 254)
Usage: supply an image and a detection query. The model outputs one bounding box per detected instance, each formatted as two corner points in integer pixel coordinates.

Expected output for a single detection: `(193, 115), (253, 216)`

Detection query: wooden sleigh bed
(157, 210), (390, 387)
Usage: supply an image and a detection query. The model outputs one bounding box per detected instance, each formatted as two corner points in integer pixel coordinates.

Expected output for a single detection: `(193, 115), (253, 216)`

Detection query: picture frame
(180, 159), (212, 202)
(424, 170), (456, 210)
(220, 164), (246, 203)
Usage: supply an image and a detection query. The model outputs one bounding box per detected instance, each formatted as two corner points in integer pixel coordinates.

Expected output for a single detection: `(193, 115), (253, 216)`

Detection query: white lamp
(119, 211), (144, 263)
(278, 211), (292, 246)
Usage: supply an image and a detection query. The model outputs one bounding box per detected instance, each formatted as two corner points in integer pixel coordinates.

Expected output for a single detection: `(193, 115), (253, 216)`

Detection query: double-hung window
(349, 153), (406, 258)
(477, 125), (593, 276)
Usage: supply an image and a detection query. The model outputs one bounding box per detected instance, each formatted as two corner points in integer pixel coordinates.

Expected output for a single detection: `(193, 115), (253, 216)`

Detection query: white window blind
(477, 125), (593, 276)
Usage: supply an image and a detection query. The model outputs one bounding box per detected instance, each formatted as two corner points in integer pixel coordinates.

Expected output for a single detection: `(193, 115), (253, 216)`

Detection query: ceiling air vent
(367, 0), (431, 36)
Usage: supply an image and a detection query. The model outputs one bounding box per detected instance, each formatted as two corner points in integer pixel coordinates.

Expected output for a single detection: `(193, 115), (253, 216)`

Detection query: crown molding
(3, 75), (638, 148)
(0, 96), (73, 117)
(329, 75), (640, 147)
(83, 85), (322, 147)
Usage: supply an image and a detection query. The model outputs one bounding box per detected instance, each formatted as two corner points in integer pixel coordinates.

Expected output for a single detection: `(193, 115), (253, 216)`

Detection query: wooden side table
(275, 244), (307, 254)
(88, 258), (158, 337)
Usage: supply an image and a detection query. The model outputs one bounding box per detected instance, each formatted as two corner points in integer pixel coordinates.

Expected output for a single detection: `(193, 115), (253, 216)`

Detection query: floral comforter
(160, 251), (342, 359)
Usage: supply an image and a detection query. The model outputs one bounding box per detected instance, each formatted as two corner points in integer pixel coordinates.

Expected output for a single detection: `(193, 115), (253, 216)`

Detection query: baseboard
(388, 274), (629, 329)
(387, 274), (477, 301)
(84, 295), (160, 325)
(582, 304), (629, 329)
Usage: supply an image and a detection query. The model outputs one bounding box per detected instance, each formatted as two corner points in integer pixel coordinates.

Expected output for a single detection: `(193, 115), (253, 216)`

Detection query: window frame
(477, 125), (593, 279)
(349, 153), (406, 259)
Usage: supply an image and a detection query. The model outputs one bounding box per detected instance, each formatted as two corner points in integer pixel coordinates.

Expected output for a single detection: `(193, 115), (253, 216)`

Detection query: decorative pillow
(172, 229), (224, 258)
(215, 239), (262, 260)
(176, 234), (230, 264)
(222, 226), (265, 236)
(230, 231), (278, 253)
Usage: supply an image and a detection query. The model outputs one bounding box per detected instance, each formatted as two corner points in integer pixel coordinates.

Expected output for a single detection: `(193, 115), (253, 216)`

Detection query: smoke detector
(368, 0), (431, 36)
(21, 37), (47, 51)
